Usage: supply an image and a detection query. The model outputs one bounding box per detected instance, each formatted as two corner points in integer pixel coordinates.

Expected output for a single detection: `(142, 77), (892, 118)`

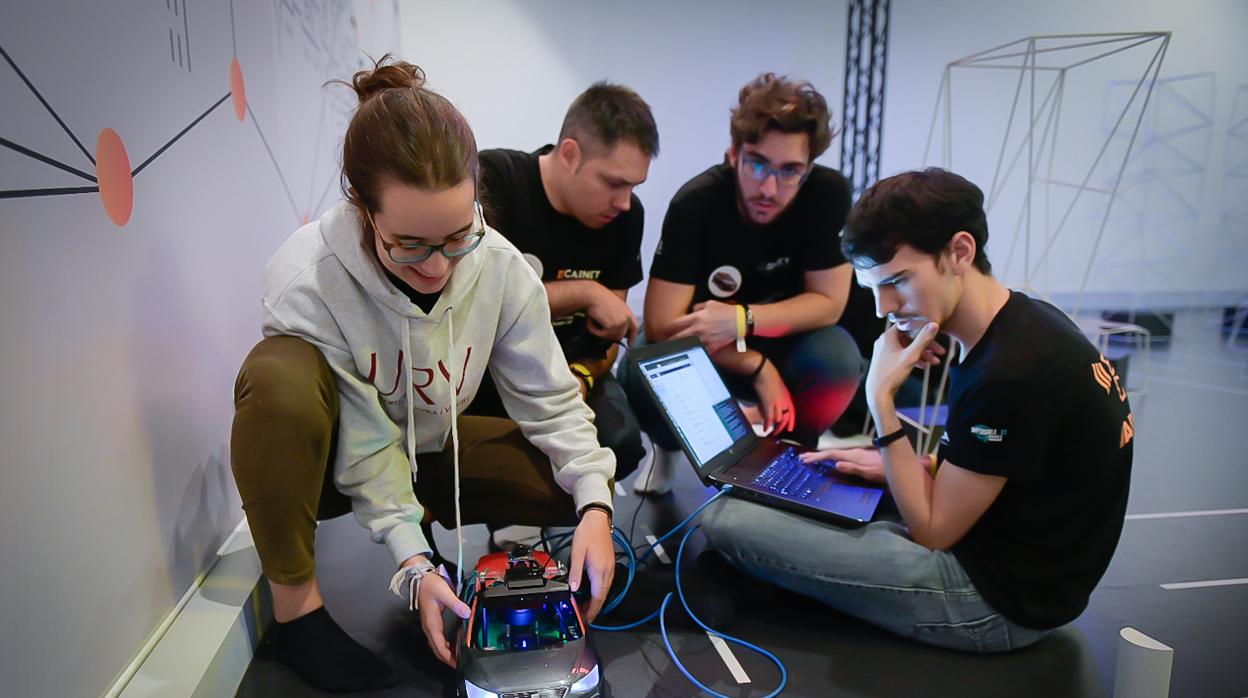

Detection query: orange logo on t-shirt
(1091, 354), (1133, 449)
(1091, 354), (1126, 401)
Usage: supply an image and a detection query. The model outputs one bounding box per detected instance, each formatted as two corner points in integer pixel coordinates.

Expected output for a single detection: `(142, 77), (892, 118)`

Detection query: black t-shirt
(649, 163), (851, 308)
(943, 291), (1134, 629)
(480, 146), (644, 360)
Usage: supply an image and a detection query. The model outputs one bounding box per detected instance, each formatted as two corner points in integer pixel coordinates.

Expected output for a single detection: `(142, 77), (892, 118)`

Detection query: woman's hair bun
(349, 53), (425, 104)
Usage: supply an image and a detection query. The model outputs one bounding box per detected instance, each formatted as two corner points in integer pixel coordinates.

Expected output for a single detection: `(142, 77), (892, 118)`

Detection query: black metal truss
(841, 0), (891, 201)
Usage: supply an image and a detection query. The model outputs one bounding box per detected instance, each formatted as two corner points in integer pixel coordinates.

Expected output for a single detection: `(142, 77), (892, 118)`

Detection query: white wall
(0, 2), (398, 695)
(400, 0), (850, 315)
(884, 0), (1248, 302)
(404, 0), (1247, 308)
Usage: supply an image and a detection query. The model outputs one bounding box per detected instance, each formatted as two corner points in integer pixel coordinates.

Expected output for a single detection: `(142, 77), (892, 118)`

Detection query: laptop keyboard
(752, 448), (822, 500)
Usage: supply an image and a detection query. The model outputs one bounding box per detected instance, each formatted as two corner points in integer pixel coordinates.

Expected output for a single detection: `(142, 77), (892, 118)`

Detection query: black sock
(265, 606), (398, 694)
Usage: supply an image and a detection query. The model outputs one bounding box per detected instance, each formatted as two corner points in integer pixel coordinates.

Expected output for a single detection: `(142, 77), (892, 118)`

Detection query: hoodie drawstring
(445, 305), (464, 596)
(401, 308), (464, 598)
(402, 321), (419, 493)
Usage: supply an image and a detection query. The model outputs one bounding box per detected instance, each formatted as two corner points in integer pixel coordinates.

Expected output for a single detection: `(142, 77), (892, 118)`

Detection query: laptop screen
(637, 343), (751, 468)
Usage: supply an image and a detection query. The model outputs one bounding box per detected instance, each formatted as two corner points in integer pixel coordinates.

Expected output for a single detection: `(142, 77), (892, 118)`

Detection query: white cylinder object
(1113, 627), (1173, 698)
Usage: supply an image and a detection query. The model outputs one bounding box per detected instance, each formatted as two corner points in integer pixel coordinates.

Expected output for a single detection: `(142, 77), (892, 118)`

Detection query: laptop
(629, 336), (884, 525)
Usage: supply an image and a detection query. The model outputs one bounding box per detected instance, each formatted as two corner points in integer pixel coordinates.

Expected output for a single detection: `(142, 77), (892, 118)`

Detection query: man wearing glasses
(628, 73), (864, 494)
(470, 83), (659, 521)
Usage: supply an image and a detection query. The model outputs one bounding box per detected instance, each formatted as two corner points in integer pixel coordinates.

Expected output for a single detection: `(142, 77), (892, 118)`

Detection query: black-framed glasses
(739, 152), (809, 189)
(368, 201), (487, 264)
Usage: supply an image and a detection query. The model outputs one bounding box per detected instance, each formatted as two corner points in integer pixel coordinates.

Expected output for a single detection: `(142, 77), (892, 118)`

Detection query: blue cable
(590, 608), (661, 631)
(636, 488), (732, 563)
(591, 489), (732, 630)
(525, 528), (639, 624)
(597, 529), (636, 616)
(590, 487), (733, 632)
(467, 485), (788, 694)
(658, 523), (788, 697)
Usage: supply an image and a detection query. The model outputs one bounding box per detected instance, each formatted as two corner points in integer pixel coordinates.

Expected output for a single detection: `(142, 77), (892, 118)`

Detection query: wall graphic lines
(1, 0), (391, 228)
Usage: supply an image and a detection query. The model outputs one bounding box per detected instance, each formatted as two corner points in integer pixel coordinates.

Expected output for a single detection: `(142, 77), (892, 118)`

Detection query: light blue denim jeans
(699, 497), (1050, 653)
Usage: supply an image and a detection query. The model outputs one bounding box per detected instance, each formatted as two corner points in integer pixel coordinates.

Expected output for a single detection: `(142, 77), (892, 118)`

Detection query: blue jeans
(622, 325), (865, 449)
(699, 497), (1050, 653)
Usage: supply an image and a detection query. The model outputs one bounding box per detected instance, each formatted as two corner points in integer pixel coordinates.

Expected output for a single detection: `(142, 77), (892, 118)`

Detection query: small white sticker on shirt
(708, 265), (742, 298)
(522, 253), (544, 278)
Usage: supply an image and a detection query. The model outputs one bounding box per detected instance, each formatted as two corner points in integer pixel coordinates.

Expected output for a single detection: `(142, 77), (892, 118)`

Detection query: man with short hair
(699, 168), (1135, 651)
(628, 72), (865, 494)
(473, 82), (658, 497)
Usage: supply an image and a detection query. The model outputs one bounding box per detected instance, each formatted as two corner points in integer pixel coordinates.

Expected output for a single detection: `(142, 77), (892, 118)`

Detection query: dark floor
(237, 309), (1248, 697)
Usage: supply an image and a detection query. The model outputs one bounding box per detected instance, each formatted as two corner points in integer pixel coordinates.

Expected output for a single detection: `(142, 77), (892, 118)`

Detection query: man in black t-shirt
(473, 82), (658, 494)
(625, 73), (865, 494)
(700, 169), (1134, 651)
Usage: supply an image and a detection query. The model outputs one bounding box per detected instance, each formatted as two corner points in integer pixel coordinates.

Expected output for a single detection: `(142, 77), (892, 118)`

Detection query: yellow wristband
(569, 362), (595, 391)
(735, 305), (747, 352)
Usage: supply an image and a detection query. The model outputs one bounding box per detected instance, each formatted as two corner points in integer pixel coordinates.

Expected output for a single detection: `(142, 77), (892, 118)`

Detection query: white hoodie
(261, 201), (615, 567)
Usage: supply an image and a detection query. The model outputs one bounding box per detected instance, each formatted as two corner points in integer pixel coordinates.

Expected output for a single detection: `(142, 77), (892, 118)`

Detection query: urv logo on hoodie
(367, 347), (474, 408)
(260, 201), (615, 570)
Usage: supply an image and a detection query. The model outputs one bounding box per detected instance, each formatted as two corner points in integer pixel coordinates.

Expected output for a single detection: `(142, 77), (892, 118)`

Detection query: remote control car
(456, 546), (605, 698)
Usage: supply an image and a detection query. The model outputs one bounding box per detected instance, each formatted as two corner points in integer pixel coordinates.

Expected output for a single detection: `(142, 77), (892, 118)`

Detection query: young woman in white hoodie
(231, 56), (617, 693)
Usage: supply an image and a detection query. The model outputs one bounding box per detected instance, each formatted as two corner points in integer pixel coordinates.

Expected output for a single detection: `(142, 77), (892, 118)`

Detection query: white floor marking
(614, 481), (626, 497)
(1160, 577), (1248, 590)
(644, 534), (671, 564)
(1126, 508), (1248, 520)
(707, 632), (751, 684)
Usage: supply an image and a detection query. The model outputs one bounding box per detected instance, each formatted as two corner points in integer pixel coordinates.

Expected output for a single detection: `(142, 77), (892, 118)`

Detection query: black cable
(627, 439), (658, 556)
(607, 335), (659, 556)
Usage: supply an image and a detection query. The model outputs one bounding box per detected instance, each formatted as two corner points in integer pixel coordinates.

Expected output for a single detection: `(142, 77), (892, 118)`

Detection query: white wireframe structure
(1224, 84), (1248, 349)
(923, 32), (1170, 307)
(881, 33), (1173, 450)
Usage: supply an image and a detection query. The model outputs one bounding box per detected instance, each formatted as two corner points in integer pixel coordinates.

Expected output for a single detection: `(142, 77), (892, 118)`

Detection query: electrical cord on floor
(634, 488), (728, 564)
(627, 439), (658, 548)
(659, 522), (787, 698)
(544, 487), (731, 624)
(491, 482), (787, 695)
(595, 485), (789, 696)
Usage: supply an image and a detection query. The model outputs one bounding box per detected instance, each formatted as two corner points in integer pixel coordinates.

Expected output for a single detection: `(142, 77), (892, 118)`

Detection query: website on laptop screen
(639, 346), (750, 467)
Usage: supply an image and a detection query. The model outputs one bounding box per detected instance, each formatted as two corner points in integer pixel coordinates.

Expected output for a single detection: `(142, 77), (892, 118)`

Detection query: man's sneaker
(633, 447), (681, 496)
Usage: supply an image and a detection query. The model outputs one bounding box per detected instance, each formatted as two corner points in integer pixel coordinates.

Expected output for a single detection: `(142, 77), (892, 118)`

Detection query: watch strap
(872, 427), (907, 449)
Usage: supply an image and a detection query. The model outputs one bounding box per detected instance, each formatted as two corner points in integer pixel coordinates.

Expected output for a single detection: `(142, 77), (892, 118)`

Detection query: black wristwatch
(872, 427), (907, 449)
(743, 304), (755, 336)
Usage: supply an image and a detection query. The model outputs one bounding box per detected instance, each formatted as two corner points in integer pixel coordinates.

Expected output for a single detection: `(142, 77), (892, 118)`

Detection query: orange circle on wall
(230, 58), (247, 122)
(96, 128), (133, 227)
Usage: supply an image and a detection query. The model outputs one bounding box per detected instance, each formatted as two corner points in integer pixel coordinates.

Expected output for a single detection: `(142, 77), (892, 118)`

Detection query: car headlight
(570, 664), (600, 692)
(463, 678), (500, 698)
